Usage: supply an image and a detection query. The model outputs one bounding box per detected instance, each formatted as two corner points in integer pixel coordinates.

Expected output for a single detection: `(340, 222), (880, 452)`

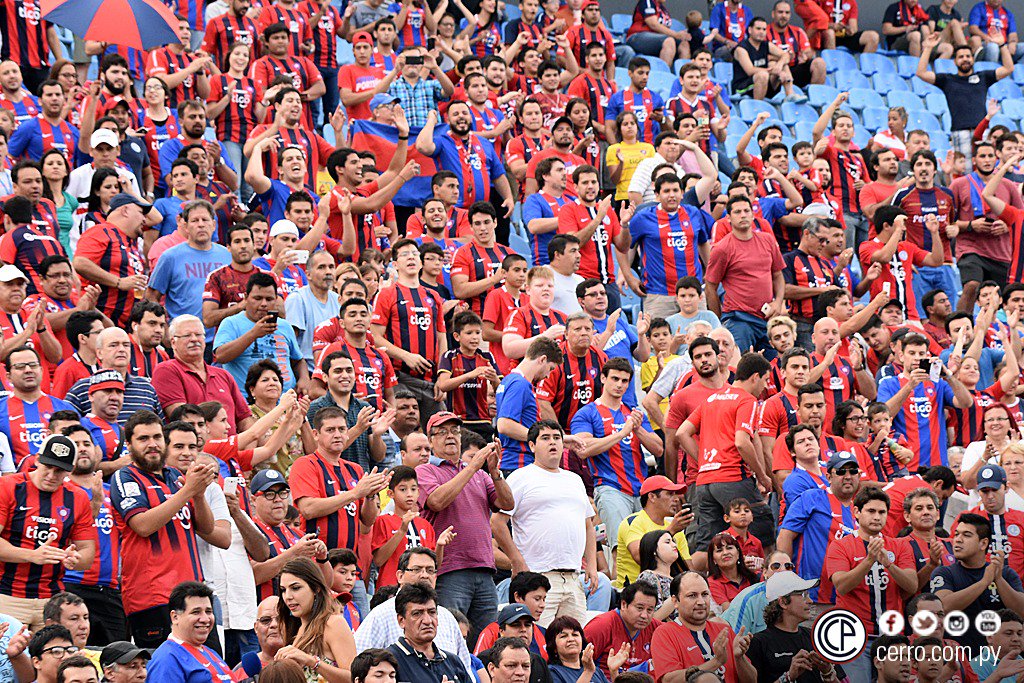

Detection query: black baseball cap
(100, 641), (151, 668)
(36, 434), (76, 472)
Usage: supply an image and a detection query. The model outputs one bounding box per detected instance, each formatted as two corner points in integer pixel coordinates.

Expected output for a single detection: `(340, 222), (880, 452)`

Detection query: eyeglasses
(404, 566), (437, 576)
(259, 489), (290, 501)
(256, 616), (279, 626)
(847, 415), (868, 422)
(10, 362), (40, 371)
(769, 561), (795, 571)
(431, 426), (461, 437)
(42, 646), (80, 657)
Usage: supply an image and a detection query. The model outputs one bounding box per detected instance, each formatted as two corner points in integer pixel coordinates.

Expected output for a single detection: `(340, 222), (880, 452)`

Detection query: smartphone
(761, 302), (772, 316)
(223, 477), (244, 496)
(426, 37), (436, 50)
(882, 281), (891, 297)
(918, 358), (931, 372)
(584, 126), (594, 138)
(929, 358), (942, 383)
(406, 55), (424, 65)
(679, 503), (693, 516)
(266, 312), (279, 325)
(289, 249), (310, 264)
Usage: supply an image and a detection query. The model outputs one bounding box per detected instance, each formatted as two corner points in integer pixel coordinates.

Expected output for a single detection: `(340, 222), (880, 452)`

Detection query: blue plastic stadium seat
(896, 55), (919, 78)
(337, 40), (354, 66)
(835, 71), (872, 90)
(673, 58), (691, 74)
(780, 135), (798, 150)
(887, 91), (924, 111)
(738, 99), (778, 122)
(610, 14), (631, 37)
(780, 101), (817, 126)
(822, 49), (858, 74)
(504, 4), (521, 21)
(873, 73), (909, 93)
(794, 120), (818, 140)
(712, 62), (733, 83)
(670, 18), (685, 32)
(911, 77), (943, 96)
(847, 88), (886, 111)
(991, 113), (1019, 129)
(853, 127), (872, 148)
(509, 231), (532, 266)
(648, 72), (676, 99)
(614, 67), (631, 90)
(807, 84), (840, 109)
(990, 79), (1023, 100)
(1014, 64), (1024, 86)
(1000, 98), (1024, 120)
(726, 117), (747, 136)
(975, 61), (999, 72)
(933, 58), (956, 75)
(648, 56), (672, 73)
(862, 106), (890, 132)
(725, 134), (743, 156)
(908, 111), (943, 132)
(924, 92), (950, 118)
(859, 53), (897, 77)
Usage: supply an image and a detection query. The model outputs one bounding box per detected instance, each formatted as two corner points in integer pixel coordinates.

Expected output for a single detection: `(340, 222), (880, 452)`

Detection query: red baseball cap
(352, 31), (374, 46)
(639, 475), (686, 496)
(426, 411), (463, 434)
(582, 0), (601, 9)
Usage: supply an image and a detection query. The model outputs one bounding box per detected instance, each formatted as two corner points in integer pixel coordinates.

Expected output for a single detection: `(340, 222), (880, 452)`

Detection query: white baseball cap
(90, 128), (120, 149)
(0, 264), (27, 283)
(269, 219), (299, 238)
(765, 571), (819, 601)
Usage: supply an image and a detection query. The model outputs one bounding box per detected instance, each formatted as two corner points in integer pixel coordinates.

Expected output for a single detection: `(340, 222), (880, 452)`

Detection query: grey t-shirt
(351, 1), (392, 29)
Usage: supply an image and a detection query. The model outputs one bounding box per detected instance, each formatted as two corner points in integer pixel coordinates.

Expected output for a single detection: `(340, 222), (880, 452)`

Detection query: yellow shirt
(606, 142), (656, 200)
(614, 509), (691, 589)
(639, 354), (679, 422)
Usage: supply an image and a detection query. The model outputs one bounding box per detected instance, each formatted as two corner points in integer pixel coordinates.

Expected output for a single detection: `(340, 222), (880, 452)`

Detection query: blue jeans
(842, 635), (876, 682)
(351, 578), (370, 618)
(605, 280), (622, 314)
(315, 66), (340, 131)
(626, 32), (671, 57)
(436, 568), (498, 645)
(222, 141), (251, 203)
(722, 310), (775, 360)
(978, 41), (1024, 62)
(495, 572), (612, 612)
(615, 44), (637, 68)
(912, 263), (960, 319)
(843, 212), (869, 262)
(594, 486), (640, 549)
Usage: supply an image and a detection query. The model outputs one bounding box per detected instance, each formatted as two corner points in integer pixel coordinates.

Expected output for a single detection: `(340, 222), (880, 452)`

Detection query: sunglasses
(769, 561), (795, 571)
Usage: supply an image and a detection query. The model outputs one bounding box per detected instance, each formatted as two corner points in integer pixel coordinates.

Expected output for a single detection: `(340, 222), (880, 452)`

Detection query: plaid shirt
(306, 393), (375, 472)
(389, 77), (445, 127)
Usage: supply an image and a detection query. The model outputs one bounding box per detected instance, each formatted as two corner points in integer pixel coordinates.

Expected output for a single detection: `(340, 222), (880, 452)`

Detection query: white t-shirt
(552, 271), (584, 316)
(506, 464), (591, 572)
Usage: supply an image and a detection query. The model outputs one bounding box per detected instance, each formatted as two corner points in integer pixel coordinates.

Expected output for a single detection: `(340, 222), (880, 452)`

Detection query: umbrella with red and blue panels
(40, 0), (179, 51)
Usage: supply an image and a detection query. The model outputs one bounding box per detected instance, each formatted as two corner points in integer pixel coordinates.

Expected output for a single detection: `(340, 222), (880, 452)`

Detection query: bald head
(812, 318), (840, 354)
(96, 326), (132, 372)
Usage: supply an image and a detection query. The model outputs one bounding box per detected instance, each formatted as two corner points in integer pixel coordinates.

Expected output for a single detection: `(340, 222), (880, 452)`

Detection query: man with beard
(156, 100), (235, 189)
(146, 582), (234, 680)
(77, 55), (139, 124)
(0, 433), (95, 630)
(8, 80), (79, 163)
(523, 118), (588, 198)
(566, 43), (617, 138)
(662, 336), (728, 484)
(127, 301), (167, 379)
(407, 173), (471, 240)
(110, 411), (218, 648)
(416, 106), (514, 216)
(201, 0), (259, 67)
(650, 572), (755, 683)
(388, 583), (474, 682)
(777, 452), (862, 602)
(951, 141), (1020, 312)
(0, 345), (74, 469)
(918, 33), (1014, 162)
(62, 423), (127, 645)
(202, 225), (267, 330)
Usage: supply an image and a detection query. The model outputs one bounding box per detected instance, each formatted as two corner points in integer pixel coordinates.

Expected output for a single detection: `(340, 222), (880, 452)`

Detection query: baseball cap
(36, 434), (76, 472)
(826, 451), (860, 472)
(0, 264), (26, 283)
(551, 116), (574, 131)
(370, 93), (401, 110)
(269, 219), (300, 238)
(89, 369), (125, 395)
(497, 603), (534, 625)
(765, 571), (819, 601)
(109, 193), (152, 212)
(352, 31), (374, 46)
(90, 128), (120, 149)
(251, 469), (290, 493)
(639, 475), (685, 496)
(100, 641), (151, 668)
(581, 0), (601, 8)
(426, 411), (462, 434)
(977, 464), (1007, 490)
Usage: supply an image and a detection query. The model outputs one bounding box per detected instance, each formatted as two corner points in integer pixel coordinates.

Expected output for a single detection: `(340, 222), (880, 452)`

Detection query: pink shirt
(416, 459), (499, 574)
(148, 230), (187, 269)
(151, 358), (252, 433)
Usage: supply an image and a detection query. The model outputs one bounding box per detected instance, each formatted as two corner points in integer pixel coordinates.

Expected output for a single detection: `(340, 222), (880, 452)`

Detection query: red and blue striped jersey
(0, 394), (76, 467)
(470, 20), (503, 56)
(571, 401), (651, 495)
(139, 112), (180, 194)
(256, 2), (311, 55)
(566, 73), (617, 125)
(825, 533), (915, 636)
(566, 23), (617, 68)
(890, 185), (956, 262)
(371, 283), (446, 380)
(201, 11), (259, 66)
(250, 122), (335, 187)
(782, 248), (837, 318)
(862, 430), (911, 482)
(111, 464), (205, 615)
(960, 506), (1024, 577)
(451, 241), (514, 316)
(0, 0), (50, 68)
(902, 532), (954, 574)
(299, 0), (342, 67)
(249, 54), (321, 130)
(209, 75), (261, 145)
(393, 3), (428, 50)
(80, 414), (126, 464)
(289, 452), (365, 551)
(64, 482), (119, 590)
(310, 338), (397, 412)
(168, 0), (204, 31)
(0, 473), (96, 599)
(819, 143), (867, 215)
(74, 221), (147, 328)
(946, 384), (1002, 447)
(810, 352), (858, 431)
(7, 116), (79, 164)
(557, 201), (622, 284)
(253, 517), (301, 602)
(369, 50), (396, 70)
(627, 0), (671, 37)
(407, 207), (471, 240)
(606, 88), (663, 143)
(665, 95), (715, 154)
(439, 349), (500, 421)
(0, 223), (66, 296)
(0, 91), (38, 126)
(146, 48), (203, 107)
(998, 204), (1024, 284)
(536, 344), (606, 426)
(780, 487), (857, 601)
(628, 204), (711, 295)
(877, 374), (955, 470)
(503, 305), (568, 359)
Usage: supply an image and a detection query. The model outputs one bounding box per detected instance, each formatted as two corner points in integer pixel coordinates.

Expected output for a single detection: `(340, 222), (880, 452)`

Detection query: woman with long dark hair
(77, 167), (121, 233)
(635, 528), (686, 620)
(276, 558), (356, 682)
(40, 148), (76, 253)
(706, 533), (758, 612)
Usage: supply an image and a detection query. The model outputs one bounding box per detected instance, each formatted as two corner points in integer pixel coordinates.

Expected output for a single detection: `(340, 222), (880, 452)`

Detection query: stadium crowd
(1, 0), (1024, 680)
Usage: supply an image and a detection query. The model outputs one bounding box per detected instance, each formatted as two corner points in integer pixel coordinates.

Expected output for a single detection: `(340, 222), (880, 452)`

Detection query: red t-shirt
(704, 231), (784, 317)
(708, 575), (751, 607)
(370, 513), (436, 588)
(584, 608), (659, 677)
(664, 380), (721, 486)
(687, 386), (759, 486)
(824, 533), (915, 636)
(338, 64), (385, 120)
(651, 619), (740, 683)
(482, 287), (529, 376)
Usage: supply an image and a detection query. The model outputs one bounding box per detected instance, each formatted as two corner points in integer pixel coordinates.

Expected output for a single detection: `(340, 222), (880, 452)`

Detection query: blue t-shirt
(495, 372), (540, 470)
(149, 243), (232, 339)
(213, 312), (303, 392)
(592, 314), (639, 406)
(941, 345), (1004, 388)
(0, 614), (23, 681)
(252, 255), (307, 295)
(780, 487), (857, 601)
(665, 311), (720, 335)
(522, 193), (570, 265)
(781, 467), (828, 511)
(284, 286), (340, 369)
(255, 178), (302, 227)
(152, 196), (184, 237)
(148, 638), (235, 682)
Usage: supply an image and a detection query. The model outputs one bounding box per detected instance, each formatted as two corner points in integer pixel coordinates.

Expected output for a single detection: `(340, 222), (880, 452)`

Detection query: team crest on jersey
(899, 251), (908, 260)
(120, 480), (140, 499)
(1010, 524), (1021, 537)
